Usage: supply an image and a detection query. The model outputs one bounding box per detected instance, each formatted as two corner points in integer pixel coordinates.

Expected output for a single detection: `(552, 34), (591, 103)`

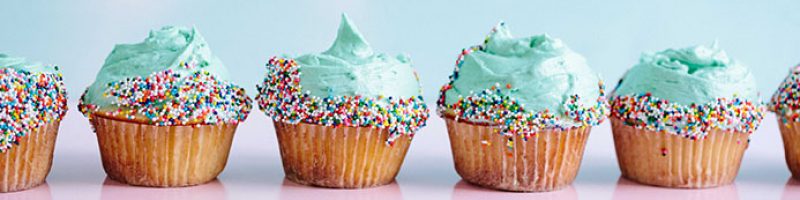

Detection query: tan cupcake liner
(611, 118), (748, 188)
(90, 115), (236, 187)
(0, 121), (59, 193)
(273, 121), (412, 188)
(444, 117), (590, 192)
(778, 118), (800, 179)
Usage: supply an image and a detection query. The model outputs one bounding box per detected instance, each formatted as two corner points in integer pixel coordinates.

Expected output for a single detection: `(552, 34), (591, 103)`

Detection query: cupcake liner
(90, 115), (236, 187)
(611, 118), (748, 188)
(0, 121), (59, 193)
(778, 118), (800, 179)
(273, 121), (412, 188)
(444, 117), (590, 192)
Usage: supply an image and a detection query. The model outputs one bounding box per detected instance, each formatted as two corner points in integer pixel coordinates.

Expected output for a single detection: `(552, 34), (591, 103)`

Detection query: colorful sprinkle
(610, 93), (764, 138)
(256, 57), (429, 144)
(0, 67), (67, 152)
(770, 65), (800, 122)
(78, 69), (252, 126)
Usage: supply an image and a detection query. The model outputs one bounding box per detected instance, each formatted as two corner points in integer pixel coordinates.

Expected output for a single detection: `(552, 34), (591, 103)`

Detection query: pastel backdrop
(1, 0), (800, 199)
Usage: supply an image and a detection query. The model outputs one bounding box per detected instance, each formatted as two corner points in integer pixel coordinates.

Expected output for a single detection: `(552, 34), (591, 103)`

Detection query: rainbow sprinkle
(0, 67), (67, 152)
(436, 30), (608, 140)
(610, 93), (764, 139)
(78, 69), (252, 126)
(770, 65), (800, 123)
(256, 57), (430, 145)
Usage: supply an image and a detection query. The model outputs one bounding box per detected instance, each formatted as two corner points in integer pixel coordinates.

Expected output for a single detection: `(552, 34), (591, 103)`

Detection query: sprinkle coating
(0, 67), (67, 152)
(256, 57), (429, 144)
(770, 65), (800, 123)
(79, 69), (252, 126)
(610, 93), (764, 139)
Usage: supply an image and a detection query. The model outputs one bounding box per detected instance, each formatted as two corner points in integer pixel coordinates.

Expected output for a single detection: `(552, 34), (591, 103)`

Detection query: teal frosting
(613, 43), (759, 105)
(0, 54), (58, 74)
(444, 23), (602, 118)
(293, 14), (421, 99)
(83, 26), (232, 107)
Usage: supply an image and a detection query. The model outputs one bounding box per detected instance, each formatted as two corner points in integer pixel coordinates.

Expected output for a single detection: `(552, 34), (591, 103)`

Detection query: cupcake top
(611, 43), (764, 138)
(0, 54), (67, 152)
(770, 65), (800, 122)
(78, 26), (252, 126)
(293, 15), (421, 101)
(437, 22), (608, 137)
(0, 54), (59, 74)
(257, 14), (429, 144)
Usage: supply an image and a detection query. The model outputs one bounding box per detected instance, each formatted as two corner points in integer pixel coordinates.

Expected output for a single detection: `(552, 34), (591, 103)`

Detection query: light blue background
(2, 1), (800, 199)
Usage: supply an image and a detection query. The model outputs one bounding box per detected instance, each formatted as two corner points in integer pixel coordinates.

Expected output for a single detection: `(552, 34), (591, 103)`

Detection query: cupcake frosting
(0, 54), (58, 74)
(770, 65), (800, 122)
(257, 14), (429, 144)
(611, 43), (764, 138)
(0, 54), (67, 152)
(82, 26), (231, 107)
(613, 43), (759, 105)
(437, 22), (608, 137)
(78, 26), (251, 126)
(294, 14), (420, 100)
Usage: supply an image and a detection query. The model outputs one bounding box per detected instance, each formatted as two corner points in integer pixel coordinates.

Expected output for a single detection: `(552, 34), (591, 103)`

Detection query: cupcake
(78, 26), (252, 187)
(0, 54), (67, 192)
(770, 65), (800, 179)
(437, 22), (608, 192)
(610, 43), (763, 188)
(256, 14), (429, 188)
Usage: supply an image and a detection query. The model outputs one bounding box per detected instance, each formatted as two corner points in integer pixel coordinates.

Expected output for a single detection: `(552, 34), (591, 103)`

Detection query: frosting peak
(323, 14), (374, 60)
(646, 42), (730, 74)
(483, 23), (565, 57)
(293, 14), (420, 99)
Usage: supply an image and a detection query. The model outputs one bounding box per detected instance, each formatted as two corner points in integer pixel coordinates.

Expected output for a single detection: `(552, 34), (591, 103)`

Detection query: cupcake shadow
(612, 177), (739, 200)
(450, 180), (578, 200)
(99, 177), (226, 200)
(278, 179), (403, 200)
(783, 178), (800, 200)
(0, 183), (51, 200)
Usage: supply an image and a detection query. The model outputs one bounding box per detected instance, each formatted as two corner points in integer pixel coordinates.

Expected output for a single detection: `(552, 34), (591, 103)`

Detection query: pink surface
(0, 104), (796, 200)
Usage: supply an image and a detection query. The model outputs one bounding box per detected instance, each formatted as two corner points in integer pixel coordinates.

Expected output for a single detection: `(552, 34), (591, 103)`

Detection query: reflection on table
(100, 178), (226, 200)
(279, 179), (403, 200)
(783, 178), (800, 200)
(612, 177), (739, 200)
(451, 180), (578, 200)
(0, 183), (51, 200)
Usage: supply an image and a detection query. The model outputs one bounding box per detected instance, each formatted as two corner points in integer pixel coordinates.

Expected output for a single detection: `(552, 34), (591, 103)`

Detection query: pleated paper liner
(90, 114), (236, 187)
(610, 118), (749, 188)
(273, 121), (412, 188)
(779, 118), (800, 179)
(0, 121), (59, 193)
(444, 116), (591, 192)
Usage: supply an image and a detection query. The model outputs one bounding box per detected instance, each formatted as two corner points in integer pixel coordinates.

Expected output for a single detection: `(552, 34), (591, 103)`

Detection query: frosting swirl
(613, 43), (759, 105)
